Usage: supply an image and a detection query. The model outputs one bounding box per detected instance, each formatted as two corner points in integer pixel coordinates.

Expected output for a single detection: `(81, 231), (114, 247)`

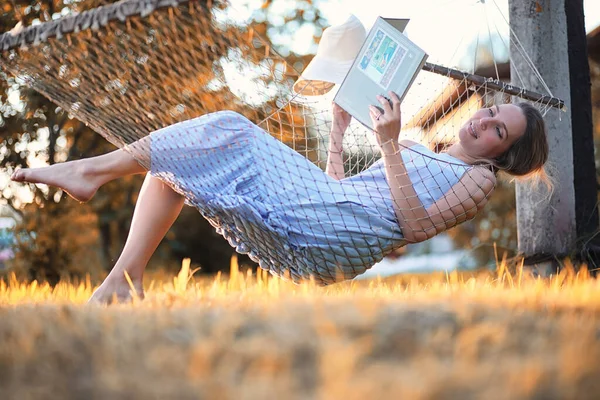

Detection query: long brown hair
(493, 102), (549, 177)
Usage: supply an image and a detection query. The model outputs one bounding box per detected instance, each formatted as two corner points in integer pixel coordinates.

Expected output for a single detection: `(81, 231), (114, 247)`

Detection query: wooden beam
(423, 62), (565, 109)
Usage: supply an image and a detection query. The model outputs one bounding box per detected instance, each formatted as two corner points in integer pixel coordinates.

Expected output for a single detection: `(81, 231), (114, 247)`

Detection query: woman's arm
(381, 143), (495, 242)
(425, 167), (496, 232)
(379, 141), (437, 242)
(370, 92), (495, 242)
(326, 103), (351, 180)
(370, 92), (432, 242)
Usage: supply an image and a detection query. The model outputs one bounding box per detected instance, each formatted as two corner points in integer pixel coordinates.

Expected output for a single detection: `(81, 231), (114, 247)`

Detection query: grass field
(1, 257), (600, 399)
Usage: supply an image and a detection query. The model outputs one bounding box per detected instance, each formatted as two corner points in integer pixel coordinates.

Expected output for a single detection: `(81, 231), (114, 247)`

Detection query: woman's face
(458, 104), (527, 159)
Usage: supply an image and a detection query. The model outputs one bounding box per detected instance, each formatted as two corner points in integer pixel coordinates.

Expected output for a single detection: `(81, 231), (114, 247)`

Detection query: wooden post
(509, 0), (576, 263)
(565, 1), (600, 256)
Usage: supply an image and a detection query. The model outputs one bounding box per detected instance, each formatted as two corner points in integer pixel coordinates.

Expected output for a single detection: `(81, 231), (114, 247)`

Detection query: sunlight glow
(290, 0), (600, 66)
(7, 88), (24, 112)
(0, 256), (598, 307)
(221, 49), (283, 106)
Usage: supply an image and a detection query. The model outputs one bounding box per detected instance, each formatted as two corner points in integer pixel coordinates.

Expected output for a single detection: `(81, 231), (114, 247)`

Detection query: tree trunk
(99, 222), (113, 272)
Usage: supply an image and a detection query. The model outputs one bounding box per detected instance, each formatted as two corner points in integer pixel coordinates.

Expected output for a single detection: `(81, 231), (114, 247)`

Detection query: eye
(489, 108), (502, 138)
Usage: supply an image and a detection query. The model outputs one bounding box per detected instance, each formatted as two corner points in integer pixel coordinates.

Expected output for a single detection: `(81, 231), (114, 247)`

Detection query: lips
(469, 122), (478, 139)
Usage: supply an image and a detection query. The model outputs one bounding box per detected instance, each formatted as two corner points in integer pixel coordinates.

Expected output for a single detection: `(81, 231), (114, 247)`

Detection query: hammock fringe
(0, 0), (200, 52)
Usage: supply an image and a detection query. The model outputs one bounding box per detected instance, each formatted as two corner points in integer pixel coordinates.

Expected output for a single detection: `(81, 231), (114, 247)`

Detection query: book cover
(334, 17), (428, 130)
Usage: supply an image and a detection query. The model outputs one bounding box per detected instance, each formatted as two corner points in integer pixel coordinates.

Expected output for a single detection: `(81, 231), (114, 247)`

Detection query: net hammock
(0, 0), (564, 284)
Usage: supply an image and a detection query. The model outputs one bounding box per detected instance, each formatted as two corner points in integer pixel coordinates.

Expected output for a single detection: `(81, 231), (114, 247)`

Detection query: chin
(457, 127), (467, 143)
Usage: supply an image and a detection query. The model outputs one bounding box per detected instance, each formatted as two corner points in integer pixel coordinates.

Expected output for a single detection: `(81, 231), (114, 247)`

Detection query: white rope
(483, 2), (500, 80)
(473, 28), (480, 74)
(491, 15), (527, 88)
(490, 0), (553, 96)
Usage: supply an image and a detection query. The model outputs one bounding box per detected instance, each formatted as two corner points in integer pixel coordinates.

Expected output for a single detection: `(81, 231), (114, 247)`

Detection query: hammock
(0, 0), (563, 284)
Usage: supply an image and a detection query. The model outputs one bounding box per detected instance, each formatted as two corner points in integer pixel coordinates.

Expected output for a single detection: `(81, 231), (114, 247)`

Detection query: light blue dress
(150, 111), (472, 285)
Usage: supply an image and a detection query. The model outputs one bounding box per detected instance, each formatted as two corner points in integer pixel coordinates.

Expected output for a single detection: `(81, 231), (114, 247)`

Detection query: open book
(334, 17), (428, 130)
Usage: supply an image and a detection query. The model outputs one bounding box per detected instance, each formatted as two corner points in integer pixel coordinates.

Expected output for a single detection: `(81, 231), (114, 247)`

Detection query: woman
(10, 92), (548, 303)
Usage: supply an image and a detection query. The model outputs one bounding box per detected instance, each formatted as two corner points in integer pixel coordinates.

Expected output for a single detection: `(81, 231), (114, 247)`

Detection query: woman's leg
(10, 148), (147, 202)
(89, 173), (185, 304)
(10, 140), (185, 303)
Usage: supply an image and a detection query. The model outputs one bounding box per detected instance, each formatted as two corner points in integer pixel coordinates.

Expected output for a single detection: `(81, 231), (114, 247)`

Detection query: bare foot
(11, 160), (100, 203)
(88, 275), (145, 305)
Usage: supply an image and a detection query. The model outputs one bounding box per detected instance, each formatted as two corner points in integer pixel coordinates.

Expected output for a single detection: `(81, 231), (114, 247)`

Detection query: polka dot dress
(149, 111), (469, 284)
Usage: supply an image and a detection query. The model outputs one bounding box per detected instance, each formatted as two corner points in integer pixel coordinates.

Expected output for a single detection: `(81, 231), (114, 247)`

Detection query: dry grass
(1, 257), (600, 400)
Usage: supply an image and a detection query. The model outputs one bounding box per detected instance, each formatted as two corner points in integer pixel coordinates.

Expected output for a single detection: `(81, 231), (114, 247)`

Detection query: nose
(478, 116), (494, 130)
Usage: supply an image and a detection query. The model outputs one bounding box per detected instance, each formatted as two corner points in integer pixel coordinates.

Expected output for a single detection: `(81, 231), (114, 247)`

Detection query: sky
(227, 0), (600, 78)
(343, 0), (600, 63)
(328, 0), (600, 33)
(252, 0), (600, 119)
(306, 0), (600, 66)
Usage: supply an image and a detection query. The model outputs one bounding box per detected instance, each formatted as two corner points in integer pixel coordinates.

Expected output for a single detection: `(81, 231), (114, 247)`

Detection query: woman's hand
(331, 102), (352, 134)
(369, 91), (401, 149)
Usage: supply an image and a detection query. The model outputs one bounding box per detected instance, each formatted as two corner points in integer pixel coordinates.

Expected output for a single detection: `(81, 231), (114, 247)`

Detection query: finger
(335, 108), (350, 120)
(389, 91), (401, 114)
(368, 106), (382, 123)
(377, 95), (393, 114)
(369, 105), (383, 117)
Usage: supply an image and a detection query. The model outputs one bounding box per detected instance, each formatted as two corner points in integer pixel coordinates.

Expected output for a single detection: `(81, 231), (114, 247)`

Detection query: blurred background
(0, 0), (599, 283)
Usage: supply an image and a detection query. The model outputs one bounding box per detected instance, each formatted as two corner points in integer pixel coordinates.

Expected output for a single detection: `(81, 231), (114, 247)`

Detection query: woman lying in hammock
(10, 91), (548, 303)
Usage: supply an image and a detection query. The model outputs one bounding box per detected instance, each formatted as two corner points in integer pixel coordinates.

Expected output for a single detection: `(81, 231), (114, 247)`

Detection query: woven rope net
(0, 0), (561, 284)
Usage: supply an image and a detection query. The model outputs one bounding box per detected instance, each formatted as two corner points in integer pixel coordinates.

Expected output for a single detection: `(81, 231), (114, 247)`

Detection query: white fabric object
(293, 14), (366, 96)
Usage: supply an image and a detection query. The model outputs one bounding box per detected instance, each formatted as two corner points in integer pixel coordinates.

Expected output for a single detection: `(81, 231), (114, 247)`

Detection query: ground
(1, 259), (599, 399)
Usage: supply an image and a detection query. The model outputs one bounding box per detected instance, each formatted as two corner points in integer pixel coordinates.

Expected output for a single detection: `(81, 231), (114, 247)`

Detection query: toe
(11, 170), (23, 181)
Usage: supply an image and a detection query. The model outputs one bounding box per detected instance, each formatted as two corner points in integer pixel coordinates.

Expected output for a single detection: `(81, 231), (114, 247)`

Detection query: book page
(358, 29), (408, 89)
